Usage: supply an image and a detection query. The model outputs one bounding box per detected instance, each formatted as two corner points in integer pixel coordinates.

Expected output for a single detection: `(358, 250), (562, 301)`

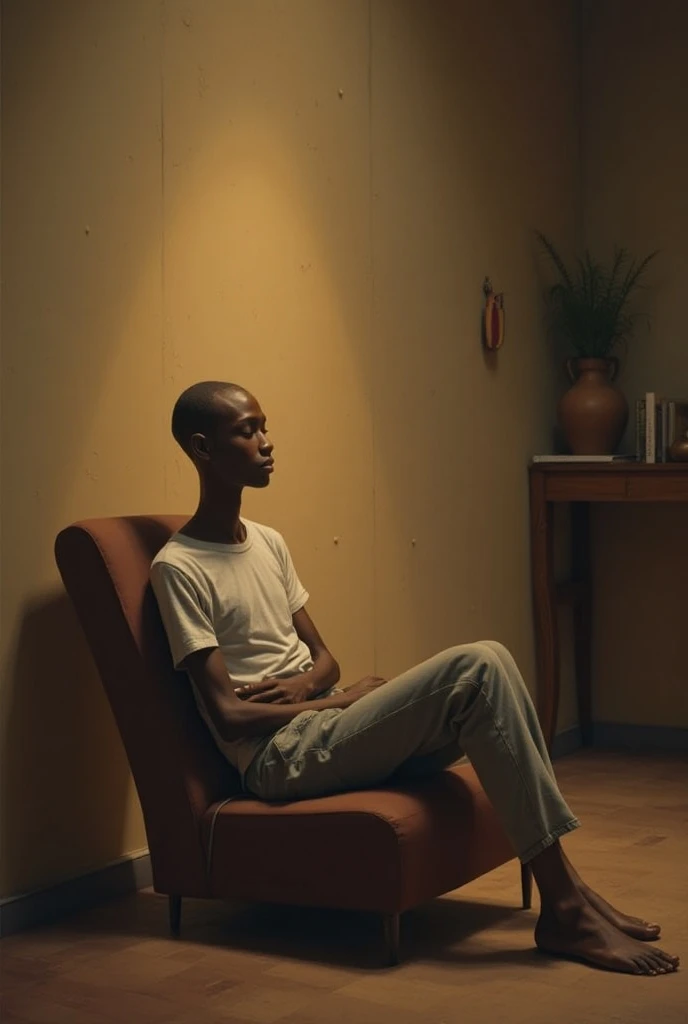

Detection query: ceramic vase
(558, 357), (628, 455)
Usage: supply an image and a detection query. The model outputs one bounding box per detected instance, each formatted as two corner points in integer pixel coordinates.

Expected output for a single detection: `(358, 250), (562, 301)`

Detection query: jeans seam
(475, 685), (559, 840)
(326, 676), (484, 758)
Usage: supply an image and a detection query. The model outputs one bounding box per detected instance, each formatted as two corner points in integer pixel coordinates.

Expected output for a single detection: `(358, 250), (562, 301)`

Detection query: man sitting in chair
(151, 380), (679, 977)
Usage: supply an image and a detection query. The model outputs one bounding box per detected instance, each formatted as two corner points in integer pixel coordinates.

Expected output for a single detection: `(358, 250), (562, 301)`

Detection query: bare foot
(535, 902), (679, 975)
(560, 850), (661, 940)
(580, 884), (661, 941)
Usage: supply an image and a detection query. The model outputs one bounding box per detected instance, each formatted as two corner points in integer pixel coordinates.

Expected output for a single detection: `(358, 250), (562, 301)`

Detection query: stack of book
(636, 393), (688, 463)
(531, 454), (635, 462)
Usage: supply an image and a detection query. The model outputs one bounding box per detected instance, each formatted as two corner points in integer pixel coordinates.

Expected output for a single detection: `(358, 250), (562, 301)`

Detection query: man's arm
(184, 647), (384, 742)
(292, 606), (340, 695)
(241, 607), (340, 704)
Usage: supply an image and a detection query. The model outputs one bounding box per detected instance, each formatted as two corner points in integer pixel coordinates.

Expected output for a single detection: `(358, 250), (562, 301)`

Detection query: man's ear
(189, 432), (211, 461)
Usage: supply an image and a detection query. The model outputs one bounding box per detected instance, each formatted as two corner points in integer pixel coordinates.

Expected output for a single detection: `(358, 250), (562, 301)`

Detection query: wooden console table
(528, 461), (688, 750)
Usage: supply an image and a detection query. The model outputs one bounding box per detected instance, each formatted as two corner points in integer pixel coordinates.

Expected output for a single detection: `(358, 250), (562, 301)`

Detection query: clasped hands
(235, 672), (388, 705)
(234, 673), (314, 704)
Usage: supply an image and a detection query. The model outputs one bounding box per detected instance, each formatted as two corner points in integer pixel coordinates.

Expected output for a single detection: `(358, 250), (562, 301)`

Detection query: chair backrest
(55, 515), (240, 898)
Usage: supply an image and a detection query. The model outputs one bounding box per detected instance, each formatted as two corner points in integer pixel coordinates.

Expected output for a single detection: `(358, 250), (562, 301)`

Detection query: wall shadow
(1, 1), (163, 898)
(0, 588), (136, 897)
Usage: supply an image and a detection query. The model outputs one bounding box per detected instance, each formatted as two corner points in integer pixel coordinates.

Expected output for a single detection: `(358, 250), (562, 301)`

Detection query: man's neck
(181, 492), (246, 545)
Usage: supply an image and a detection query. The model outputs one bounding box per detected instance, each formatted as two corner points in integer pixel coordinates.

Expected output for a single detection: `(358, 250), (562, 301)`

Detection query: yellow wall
(580, 0), (688, 726)
(0, 0), (578, 899)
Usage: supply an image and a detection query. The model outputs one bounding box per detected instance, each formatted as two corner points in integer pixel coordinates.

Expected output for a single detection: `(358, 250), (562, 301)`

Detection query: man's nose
(259, 432), (273, 453)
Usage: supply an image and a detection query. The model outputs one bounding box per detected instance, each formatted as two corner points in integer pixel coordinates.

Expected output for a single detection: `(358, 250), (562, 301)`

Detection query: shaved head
(171, 381), (248, 455)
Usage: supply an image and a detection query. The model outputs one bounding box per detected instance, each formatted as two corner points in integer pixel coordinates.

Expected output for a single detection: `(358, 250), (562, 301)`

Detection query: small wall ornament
(482, 277), (505, 351)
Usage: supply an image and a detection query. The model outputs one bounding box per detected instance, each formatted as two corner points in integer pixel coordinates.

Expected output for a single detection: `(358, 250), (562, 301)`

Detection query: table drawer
(545, 474), (628, 501)
(626, 473), (688, 501)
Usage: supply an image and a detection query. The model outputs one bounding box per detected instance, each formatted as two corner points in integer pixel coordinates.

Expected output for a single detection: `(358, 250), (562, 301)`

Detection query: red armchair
(55, 515), (529, 963)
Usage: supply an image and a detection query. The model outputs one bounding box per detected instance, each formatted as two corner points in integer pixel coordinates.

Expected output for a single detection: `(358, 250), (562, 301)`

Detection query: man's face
(192, 390), (274, 488)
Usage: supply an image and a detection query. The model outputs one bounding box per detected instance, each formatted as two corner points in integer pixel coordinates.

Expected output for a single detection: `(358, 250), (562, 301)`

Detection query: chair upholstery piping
(206, 796), (244, 877)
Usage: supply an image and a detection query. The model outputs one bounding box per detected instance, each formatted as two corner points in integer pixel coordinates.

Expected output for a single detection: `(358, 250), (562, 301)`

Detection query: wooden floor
(2, 751), (687, 1024)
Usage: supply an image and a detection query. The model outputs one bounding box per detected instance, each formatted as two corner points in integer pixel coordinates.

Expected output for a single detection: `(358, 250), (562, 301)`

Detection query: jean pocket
(271, 710), (319, 760)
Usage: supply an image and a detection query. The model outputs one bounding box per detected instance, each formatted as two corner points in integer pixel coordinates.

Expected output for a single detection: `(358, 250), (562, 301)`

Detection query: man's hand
(342, 675), (389, 702)
(237, 673), (389, 707)
(237, 674), (314, 704)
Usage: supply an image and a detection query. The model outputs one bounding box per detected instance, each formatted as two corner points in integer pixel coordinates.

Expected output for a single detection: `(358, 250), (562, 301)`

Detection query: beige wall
(580, 0), (688, 727)
(0, 0), (578, 899)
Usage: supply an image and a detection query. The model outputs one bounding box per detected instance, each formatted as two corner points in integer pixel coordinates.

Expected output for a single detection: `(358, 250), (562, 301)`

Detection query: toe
(632, 956), (654, 975)
(644, 956), (666, 974)
(648, 952), (674, 973)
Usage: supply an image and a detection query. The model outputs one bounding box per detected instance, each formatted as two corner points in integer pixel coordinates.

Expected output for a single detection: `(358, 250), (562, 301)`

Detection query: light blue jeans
(243, 641), (580, 862)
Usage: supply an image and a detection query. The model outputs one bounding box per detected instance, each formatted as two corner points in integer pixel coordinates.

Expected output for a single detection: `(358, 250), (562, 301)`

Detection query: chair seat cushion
(202, 763), (514, 913)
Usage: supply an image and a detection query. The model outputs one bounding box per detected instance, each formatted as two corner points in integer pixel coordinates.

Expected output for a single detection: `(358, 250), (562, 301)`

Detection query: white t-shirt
(150, 520), (312, 775)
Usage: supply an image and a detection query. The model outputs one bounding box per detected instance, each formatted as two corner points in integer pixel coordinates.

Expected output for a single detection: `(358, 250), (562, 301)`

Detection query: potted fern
(537, 232), (658, 454)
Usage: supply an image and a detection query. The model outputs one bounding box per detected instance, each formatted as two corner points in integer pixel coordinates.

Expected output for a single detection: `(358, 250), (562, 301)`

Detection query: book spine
(668, 401), (676, 448)
(636, 399), (646, 462)
(645, 391), (656, 463)
(675, 401), (688, 445)
(660, 399), (669, 461)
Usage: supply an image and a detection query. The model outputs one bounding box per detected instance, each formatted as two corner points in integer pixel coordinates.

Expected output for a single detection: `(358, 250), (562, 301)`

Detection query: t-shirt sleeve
(274, 533), (309, 614)
(150, 561), (218, 669)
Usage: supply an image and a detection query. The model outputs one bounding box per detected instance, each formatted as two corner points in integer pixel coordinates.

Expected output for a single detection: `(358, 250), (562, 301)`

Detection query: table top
(529, 460), (688, 474)
(529, 460), (688, 501)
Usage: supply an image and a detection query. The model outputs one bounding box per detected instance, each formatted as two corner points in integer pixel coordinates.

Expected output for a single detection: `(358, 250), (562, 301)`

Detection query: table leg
(529, 472), (559, 750)
(571, 501), (593, 745)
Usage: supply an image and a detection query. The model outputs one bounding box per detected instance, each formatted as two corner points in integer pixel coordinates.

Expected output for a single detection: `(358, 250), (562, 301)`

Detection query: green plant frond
(575, 256), (588, 304)
(536, 231), (658, 358)
(536, 231), (574, 290)
(618, 249), (658, 303)
(549, 281), (568, 300)
(588, 255), (604, 309)
(605, 247), (628, 302)
(607, 250), (658, 327)
(615, 311), (635, 337)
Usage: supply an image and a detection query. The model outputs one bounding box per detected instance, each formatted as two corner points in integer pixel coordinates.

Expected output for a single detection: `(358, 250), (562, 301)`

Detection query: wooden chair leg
(169, 895), (182, 937)
(382, 913), (400, 966)
(521, 863), (533, 910)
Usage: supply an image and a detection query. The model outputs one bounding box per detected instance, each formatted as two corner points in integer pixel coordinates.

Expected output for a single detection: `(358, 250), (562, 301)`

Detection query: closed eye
(238, 419), (268, 438)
